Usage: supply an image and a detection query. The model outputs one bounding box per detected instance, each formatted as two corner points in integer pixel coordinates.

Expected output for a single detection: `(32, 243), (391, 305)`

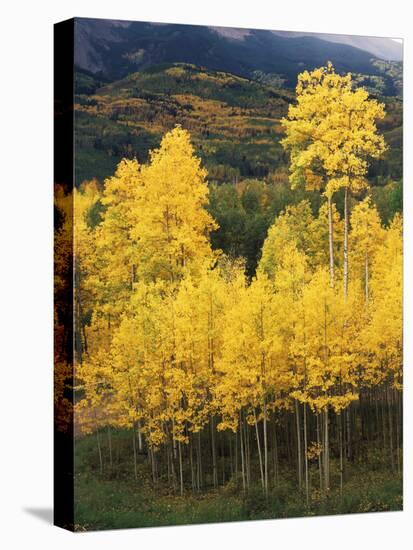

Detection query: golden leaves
(72, 115), (402, 452)
(281, 63), (386, 197)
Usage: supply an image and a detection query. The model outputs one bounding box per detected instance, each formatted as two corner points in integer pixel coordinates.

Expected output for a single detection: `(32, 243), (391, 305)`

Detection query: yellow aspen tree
(298, 268), (359, 491)
(361, 214), (403, 389)
(350, 197), (385, 301)
(217, 273), (285, 495)
(73, 181), (102, 363)
(109, 280), (175, 480)
(259, 199), (341, 278)
(110, 269), (228, 492)
(282, 63), (386, 293)
(130, 126), (218, 284)
(359, 215), (402, 472)
(173, 267), (229, 490)
(274, 243), (307, 494)
(259, 201), (315, 276)
(90, 158), (143, 326)
(311, 201), (344, 272)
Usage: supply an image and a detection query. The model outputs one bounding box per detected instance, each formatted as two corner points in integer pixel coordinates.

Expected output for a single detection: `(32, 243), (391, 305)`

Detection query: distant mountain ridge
(270, 31), (402, 62)
(73, 18), (402, 92)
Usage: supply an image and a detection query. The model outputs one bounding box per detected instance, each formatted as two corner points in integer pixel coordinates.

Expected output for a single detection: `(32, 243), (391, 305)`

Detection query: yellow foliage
(71, 122), (401, 456)
(281, 62), (386, 198)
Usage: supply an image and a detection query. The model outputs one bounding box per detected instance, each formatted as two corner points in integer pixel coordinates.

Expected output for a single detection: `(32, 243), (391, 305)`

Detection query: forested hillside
(75, 63), (402, 186)
(55, 60), (403, 529)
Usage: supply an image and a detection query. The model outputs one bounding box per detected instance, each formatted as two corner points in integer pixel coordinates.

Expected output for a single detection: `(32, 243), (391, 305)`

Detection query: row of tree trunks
(89, 392), (402, 499)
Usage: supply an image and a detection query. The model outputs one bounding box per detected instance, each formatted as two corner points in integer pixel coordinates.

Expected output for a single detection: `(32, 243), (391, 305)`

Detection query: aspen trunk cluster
(90, 388), (402, 500)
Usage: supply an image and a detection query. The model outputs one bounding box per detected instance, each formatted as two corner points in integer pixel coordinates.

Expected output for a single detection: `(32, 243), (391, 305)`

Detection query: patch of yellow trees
(55, 65), (402, 501)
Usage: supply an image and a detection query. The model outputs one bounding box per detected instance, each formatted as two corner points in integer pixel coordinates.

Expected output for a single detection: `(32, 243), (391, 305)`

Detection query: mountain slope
(271, 31), (402, 61)
(73, 18), (399, 89)
(74, 63), (402, 187)
(74, 63), (291, 184)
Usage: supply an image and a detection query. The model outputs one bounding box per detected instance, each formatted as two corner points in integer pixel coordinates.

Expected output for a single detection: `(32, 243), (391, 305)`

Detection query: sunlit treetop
(281, 62), (387, 197)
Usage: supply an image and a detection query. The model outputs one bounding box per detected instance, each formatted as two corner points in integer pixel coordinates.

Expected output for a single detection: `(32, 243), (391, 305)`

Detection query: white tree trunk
(295, 399), (302, 490)
(344, 186), (349, 299)
(253, 408), (265, 490)
(328, 194), (335, 288)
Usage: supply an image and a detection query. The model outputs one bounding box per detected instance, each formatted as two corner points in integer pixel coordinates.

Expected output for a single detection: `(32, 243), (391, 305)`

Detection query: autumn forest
(55, 58), (403, 529)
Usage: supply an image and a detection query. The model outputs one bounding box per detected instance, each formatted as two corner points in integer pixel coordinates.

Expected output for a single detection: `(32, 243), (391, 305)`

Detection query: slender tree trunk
(229, 434), (234, 478)
(303, 403), (309, 505)
(387, 388), (394, 472)
(210, 416), (218, 488)
(286, 415), (292, 464)
(346, 407), (352, 461)
(273, 418), (279, 487)
(234, 431), (238, 481)
(382, 388), (387, 451)
(152, 447), (158, 485)
(178, 440), (184, 496)
(253, 408), (265, 490)
(172, 418), (177, 459)
(166, 439), (171, 486)
(132, 422), (138, 480)
(168, 427), (177, 492)
(221, 435), (226, 485)
(295, 400), (302, 490)
(365, 253), (369, 302)
(243, 417), (251, 489)
(327, 194), (335, 288)
(322, 297), (330, 492)
(107, 426), (113, 471)
(96, 427), (103, 475)
(197, 431), (202, 490)
(137, 420), (143, 452)
(396, 390), (401, 475)
(263, 399), (269, 497)
(189, 433), (195, 492)
(338, 413), (343, 498)
(324, 408), (329, 492)
(148, 446), (155, 485)
(316, 413), (323, 491)
(81, 323), (88, 356)
(374, 387), (380, 440)
(344, 185), (349, 299)
(239, 411), (246, 492)
(243, 419), (249, 488)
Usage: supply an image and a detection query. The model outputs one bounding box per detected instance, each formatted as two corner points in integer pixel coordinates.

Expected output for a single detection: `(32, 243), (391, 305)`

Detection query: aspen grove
(56, 65), (402, 505)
